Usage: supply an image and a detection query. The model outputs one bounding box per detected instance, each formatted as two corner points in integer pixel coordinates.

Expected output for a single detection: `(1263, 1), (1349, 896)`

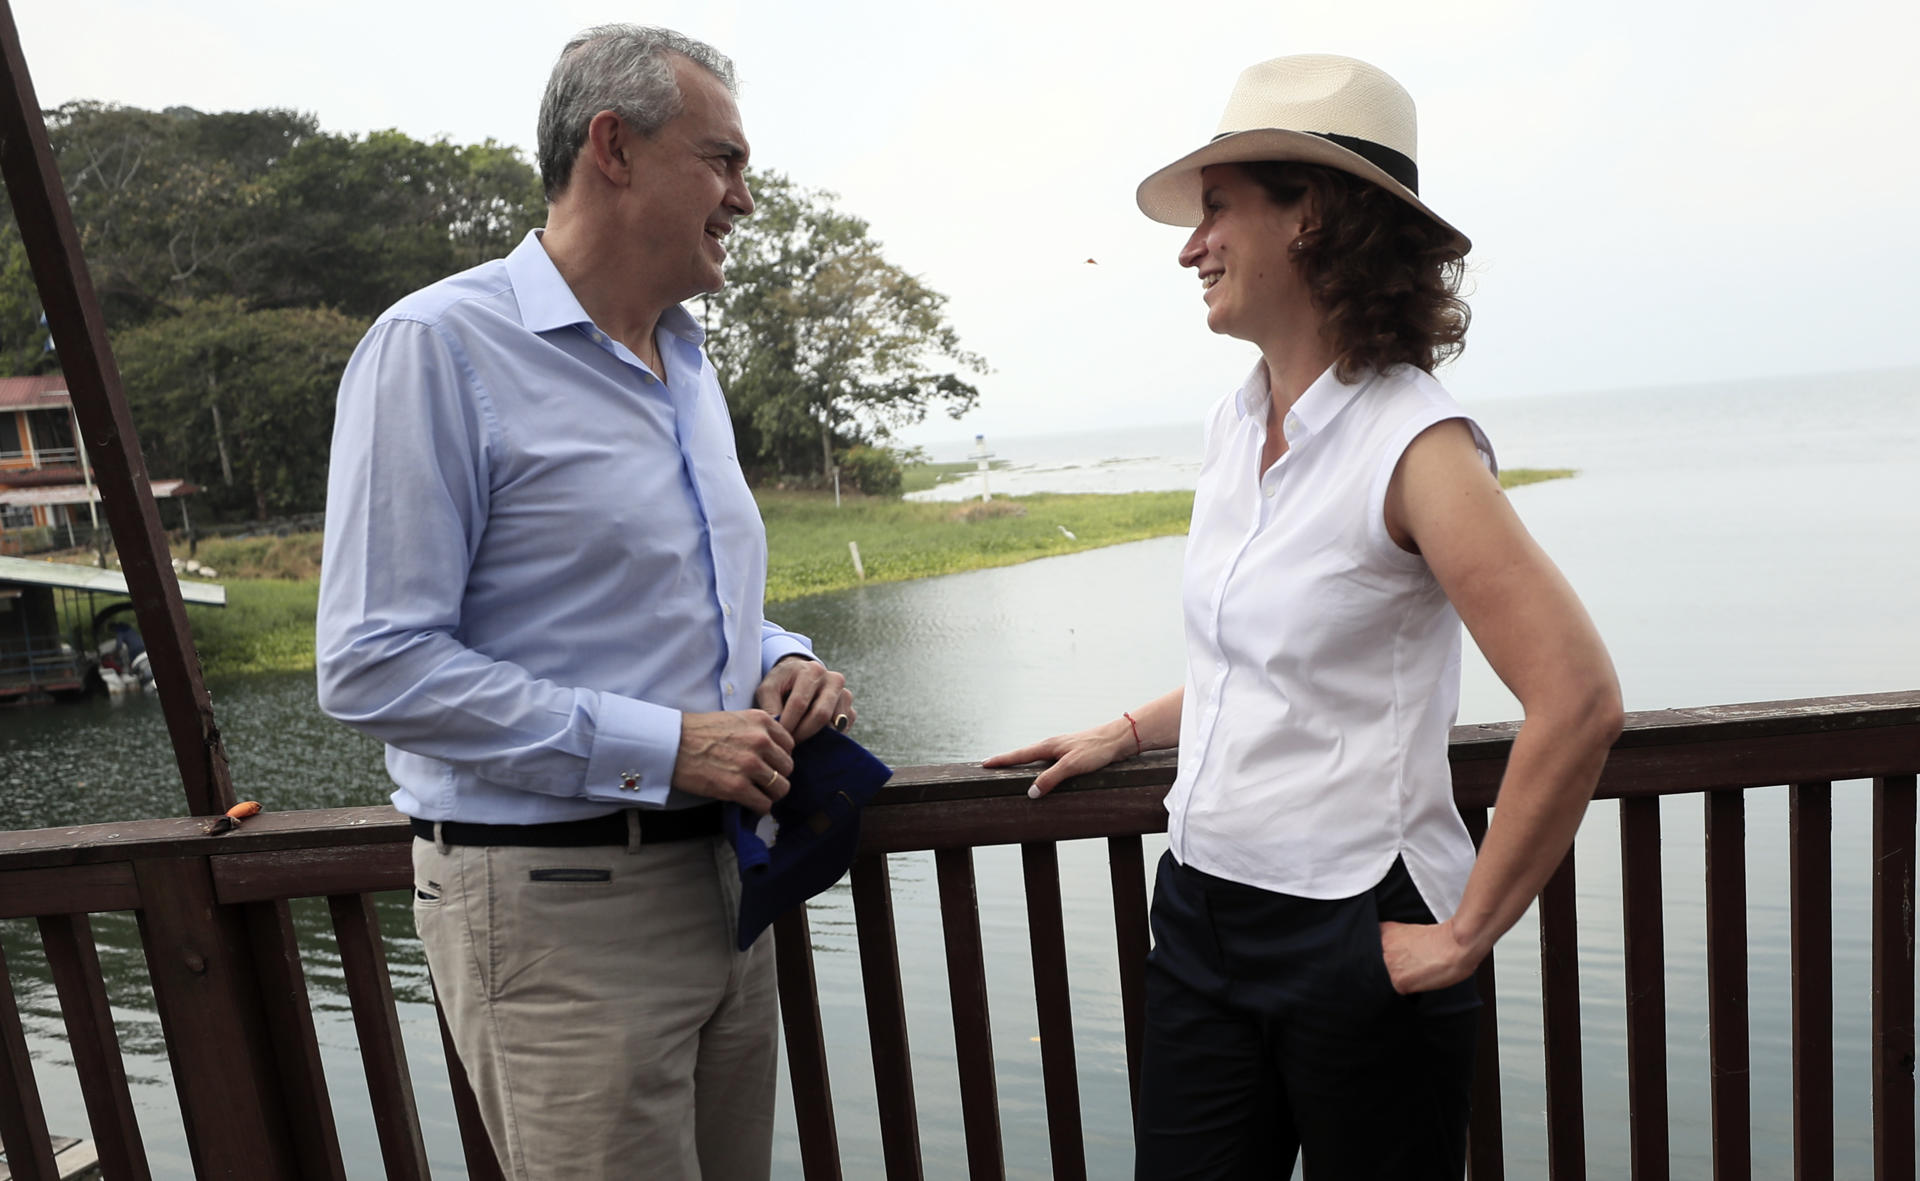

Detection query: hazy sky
(19, 0), (1919, 443)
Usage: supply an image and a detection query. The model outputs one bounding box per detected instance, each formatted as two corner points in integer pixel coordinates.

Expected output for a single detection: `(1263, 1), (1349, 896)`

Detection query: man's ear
(584, 110), (632, 185)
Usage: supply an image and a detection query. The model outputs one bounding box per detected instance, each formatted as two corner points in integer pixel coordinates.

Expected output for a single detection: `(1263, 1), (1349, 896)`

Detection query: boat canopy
(0, 554), (225, 606)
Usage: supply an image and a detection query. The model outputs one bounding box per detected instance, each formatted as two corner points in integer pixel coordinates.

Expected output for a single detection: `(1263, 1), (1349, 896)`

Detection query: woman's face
(1178, 164), (1314, 343)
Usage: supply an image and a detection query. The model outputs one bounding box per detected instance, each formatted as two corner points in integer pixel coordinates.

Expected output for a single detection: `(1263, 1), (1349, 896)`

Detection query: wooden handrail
(0, 689), (1915, 1180)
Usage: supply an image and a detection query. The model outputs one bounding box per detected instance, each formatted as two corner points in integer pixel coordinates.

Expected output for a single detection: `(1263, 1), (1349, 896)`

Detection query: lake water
(2, 365), (1916, 1177)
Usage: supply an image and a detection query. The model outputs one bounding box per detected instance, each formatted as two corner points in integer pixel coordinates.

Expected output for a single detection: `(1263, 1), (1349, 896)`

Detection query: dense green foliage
(703, 170), (984, 481)
(5, 108), (979, 520)
(4, 102), (545, 331)
(0, 102), (547, 522)
(114, 299), (367, 519)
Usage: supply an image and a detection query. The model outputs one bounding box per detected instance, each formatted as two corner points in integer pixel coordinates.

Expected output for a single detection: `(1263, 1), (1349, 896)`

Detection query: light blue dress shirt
(316, 230), (813, 823)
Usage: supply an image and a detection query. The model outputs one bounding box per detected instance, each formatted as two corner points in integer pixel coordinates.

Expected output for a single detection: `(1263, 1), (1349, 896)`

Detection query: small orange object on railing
(202, 800), (263, 835)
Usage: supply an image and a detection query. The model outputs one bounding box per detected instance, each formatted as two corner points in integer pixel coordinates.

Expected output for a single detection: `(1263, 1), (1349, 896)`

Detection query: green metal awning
(0, 554), (225, 606)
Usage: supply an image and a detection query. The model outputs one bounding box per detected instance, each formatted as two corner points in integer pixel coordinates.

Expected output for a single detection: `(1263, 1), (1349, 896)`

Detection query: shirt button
(1265, 486), (1277, 499)
(724, 682), (735, 697)
(723, 603), (733, 617)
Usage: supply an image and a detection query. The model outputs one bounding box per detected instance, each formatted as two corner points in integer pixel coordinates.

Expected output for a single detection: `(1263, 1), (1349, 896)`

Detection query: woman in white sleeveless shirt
(987, 56), (1621, 1180)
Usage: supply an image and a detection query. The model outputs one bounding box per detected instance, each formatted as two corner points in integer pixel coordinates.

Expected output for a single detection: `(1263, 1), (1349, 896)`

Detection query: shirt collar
(1233, 360), (1373, 445)
(504, 229), (707, 346)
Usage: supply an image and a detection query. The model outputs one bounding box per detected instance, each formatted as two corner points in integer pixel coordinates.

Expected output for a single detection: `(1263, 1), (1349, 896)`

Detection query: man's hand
(1379, 919), (1483, 994)
(671, 710), (796, 814)
(754, 655), (855, 743)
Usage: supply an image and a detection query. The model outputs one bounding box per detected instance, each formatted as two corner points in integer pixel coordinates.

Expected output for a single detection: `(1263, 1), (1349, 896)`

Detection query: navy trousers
(1133, 852), (1479, 1180)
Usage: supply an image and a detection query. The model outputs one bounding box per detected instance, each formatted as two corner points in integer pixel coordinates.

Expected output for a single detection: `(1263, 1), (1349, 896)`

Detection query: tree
(112, 297), (367, 521)
(0, 103), (547, 354)
(702, 170), (984, 480)
(250, 130), (544, 318)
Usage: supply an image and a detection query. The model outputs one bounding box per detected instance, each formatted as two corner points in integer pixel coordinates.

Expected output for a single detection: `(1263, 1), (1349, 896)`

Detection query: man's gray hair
(536, 25), (736, 201)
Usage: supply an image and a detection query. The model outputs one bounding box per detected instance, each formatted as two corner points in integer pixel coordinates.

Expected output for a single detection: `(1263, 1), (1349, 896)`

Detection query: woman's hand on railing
(983, 720), (1135, 799)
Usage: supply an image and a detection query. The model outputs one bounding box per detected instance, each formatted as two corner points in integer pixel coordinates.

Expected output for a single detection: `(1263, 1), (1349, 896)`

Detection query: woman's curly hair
(1241, 161), (1470, 382)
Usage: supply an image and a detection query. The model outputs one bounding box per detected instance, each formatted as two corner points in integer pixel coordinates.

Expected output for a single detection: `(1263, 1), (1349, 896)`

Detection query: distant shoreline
(165, 469), (1572, 679)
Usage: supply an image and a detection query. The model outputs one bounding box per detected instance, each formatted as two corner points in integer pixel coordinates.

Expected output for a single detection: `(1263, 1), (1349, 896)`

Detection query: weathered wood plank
(1871, 775), (1915, 1181)
(935, 847), (1004, 1181)
(214, 844), (411, 904)
(1619, 797), (1669, 1181)
(35, 914), (150, 1181)
(132, 857), (302, 1179)
(1789, 783), (1834, 1181)
(1704, 791), (1751, 1180)
(772, 905), (842, 1181)
(327, 893), (428, 1181)
(849, 854), (922, 1180)
(239, 900), (346, 1181)
(1023, 842), (1085, 1181)
(1539, 849), (1586, 1181)
(1107, 834), (1150, 1123)
(0, 864), (137, 920)
(0, 939), (58, 1181)
(1463, 806), (1504, 1181)
(859, 787), (1169, 853)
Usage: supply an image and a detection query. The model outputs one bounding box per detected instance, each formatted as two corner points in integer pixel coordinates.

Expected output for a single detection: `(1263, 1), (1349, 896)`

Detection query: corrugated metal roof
(0, 554), (225, 606)
(0, 375), (70, 410)
(0, 479), (197, 506)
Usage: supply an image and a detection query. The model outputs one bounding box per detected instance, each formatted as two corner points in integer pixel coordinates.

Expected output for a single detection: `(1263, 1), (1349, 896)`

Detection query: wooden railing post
(849, 853), (923, 1180)
(1870, 774), (1915, 1181)
(0, 938), (58, 1181)
(1538, 848), (1586, 1180)
(1619, 796), (1669, 1180)
(36, 913), (151, 1181)
(133, 858), (304, 1179)
(936, 847), (1005, 1180)
(1789, 782), (1833, 1181)
(1704, 790), (1751, 1181)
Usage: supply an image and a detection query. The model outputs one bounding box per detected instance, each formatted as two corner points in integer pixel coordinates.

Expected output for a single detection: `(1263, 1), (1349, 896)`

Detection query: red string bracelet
(1123, 711), (1143, 757)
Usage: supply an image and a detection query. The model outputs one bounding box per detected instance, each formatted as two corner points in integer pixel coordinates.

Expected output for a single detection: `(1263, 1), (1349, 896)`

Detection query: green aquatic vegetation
(760, 489), (1196, 602)
(186, 579), (320, 679)
(1501, 467), (1576, 489)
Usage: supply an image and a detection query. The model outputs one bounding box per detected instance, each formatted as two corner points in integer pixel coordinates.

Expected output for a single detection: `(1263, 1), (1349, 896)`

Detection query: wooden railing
(0, 690), (1914, 1180)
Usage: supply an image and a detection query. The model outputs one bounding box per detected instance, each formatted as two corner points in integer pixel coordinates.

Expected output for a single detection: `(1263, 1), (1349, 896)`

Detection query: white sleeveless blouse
(1165, 361), (1494, 919)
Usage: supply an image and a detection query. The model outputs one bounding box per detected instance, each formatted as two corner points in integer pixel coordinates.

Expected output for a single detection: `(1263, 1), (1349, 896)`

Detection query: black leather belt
(410, 805), (722, 848)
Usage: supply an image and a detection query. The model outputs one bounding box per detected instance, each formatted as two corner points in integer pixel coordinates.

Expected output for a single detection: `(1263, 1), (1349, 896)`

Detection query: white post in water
(971, 433), (995, 502)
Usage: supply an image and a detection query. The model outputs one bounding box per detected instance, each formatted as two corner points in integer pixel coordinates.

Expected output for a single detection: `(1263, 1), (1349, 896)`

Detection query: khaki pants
(413, 831), (777, 1180)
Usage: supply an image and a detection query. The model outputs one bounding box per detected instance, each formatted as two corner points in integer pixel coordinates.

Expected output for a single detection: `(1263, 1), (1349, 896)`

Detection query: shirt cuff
(582, 692), (683, 808)
(761, 635), (815, 676)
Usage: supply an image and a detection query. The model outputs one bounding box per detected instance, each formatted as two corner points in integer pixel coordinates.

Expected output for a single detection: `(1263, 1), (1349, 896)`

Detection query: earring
(1288, 237), (1308, 254)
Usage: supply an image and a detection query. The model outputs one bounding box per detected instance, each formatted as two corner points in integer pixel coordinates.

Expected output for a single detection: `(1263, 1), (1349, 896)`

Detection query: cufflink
(619, 771), (641, 792)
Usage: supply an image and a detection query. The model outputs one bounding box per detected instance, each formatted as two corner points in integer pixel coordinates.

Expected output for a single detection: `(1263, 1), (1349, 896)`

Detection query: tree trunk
(208, 376), (235, 485)
(819, 417), (833, 479)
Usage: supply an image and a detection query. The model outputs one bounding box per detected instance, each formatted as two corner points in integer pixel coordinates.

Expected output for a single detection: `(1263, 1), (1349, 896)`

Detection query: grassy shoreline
(170, 467), (1573, 679)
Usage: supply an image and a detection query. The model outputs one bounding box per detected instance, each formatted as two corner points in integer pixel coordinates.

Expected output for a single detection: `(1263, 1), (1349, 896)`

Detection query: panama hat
(727, 726), (893, 951)
(1136, 54), (1470, 256)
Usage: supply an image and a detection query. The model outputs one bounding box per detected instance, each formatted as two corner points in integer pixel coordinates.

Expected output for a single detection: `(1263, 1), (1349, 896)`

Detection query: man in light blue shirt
(316, 25), (853, 1180)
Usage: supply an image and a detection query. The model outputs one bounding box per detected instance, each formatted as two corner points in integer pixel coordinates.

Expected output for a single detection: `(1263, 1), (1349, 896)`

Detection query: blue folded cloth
(726, 726), (893, 950)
